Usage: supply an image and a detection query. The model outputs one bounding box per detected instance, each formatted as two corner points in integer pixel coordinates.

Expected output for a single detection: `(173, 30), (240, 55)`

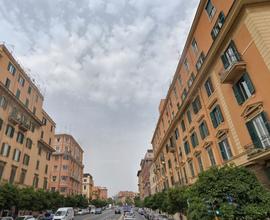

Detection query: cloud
(0, 0), (199, 195)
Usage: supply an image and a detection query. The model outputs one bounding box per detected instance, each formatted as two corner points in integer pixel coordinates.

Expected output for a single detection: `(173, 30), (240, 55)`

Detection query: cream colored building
(150, 0), (270, 193)
(82, 173), (94, 200)
(0, 44), (55, 189)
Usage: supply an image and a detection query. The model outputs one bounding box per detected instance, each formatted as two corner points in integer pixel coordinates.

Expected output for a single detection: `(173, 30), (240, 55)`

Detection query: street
(74, 210), (145, 220)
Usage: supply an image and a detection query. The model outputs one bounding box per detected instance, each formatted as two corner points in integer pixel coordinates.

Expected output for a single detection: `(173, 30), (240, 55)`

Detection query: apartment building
(137, 149), (153, 199)
(92, 186), (108, 200)
(116, 191), (138, 204)
(151, 0), (270, 192)
(0, 44), (56, 189)
(49, 134), (84, 196)
(82, 173), (94, 200)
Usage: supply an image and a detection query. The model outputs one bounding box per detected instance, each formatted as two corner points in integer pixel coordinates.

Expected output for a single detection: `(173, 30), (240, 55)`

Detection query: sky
(0, 0), (199, 196)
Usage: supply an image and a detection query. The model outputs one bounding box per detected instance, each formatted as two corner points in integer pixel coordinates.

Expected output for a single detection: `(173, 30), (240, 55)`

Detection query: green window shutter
(192, 101), (198, 114)
(230, 41), (241, 61)
(232, 83), (244, 105)
(243, 73), (255, 95)
(216, 105), (224, 122)
(218, 142), (227, 160)
(246, 120), (262, 148)
(221, 54), (229, 69)
(199, 124), (204, 139)
(261, 112), (270, 134)
(210, 111), (218, 128)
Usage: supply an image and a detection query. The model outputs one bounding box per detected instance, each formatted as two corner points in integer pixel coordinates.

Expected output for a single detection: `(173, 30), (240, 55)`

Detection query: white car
(90, 208), (95, 214)
(15, 216), (35, 220)
(124, 212), (135, 220)
(53, 207), (74, 220)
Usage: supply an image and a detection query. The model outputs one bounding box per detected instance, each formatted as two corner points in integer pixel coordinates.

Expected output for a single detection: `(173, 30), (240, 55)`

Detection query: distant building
(137, 149), (154, 199)
(0, 44), (56, 189)
(49, 134), (84, 196)
(92, 186), (108, 200)
(82, 173), (94, 200)
(116, 191), (138, 204)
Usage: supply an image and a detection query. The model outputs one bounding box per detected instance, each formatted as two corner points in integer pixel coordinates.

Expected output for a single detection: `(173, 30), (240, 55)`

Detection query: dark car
(43, 211), (53, 220)
(115, 208), (121, 214)
(95, 208), (102, 214)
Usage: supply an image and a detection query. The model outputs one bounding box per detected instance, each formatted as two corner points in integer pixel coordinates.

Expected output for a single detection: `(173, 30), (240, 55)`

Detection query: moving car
(114, 208), (121, 214)
(53, 207), (74, 220)
(95, 208), (102, 214)
(124, 212), (135, 220)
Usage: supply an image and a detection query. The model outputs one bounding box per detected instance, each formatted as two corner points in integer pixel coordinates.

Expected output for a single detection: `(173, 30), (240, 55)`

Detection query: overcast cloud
(0, 0), (199, 196)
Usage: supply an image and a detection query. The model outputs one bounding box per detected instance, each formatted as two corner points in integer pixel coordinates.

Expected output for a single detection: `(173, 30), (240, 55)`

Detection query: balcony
(19, 120), (30, 132)
(220, 61), (246, 84)
(9, 112), (20, 125)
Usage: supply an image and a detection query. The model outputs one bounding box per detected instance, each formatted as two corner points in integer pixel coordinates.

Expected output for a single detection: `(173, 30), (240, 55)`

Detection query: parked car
(90, 208), (95, 214)
(53, 207), (74, 220)
(114, 208), (121, 214)
(43, 211), (54, 220)
(138, 208), (144, 215)
(15, 216), (35, 220)
(95, 208), (102, 214)
(1, 217), (14, 220)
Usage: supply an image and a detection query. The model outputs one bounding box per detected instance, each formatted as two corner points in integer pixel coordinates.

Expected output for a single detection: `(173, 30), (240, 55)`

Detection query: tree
(134, 196), (143, 208)
(166, 186), (188, 215)
(187, 165), (270, 220)
(0, 183), (19, 210)
(125, 197), (133, 205)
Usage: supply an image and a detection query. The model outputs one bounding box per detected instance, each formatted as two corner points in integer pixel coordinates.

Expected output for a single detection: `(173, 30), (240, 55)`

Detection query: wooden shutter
(210, 111), (218, 128)
(216, 105), (224, 122)
(221, 54), (229, 69)
(218, 142), (227, 160)
(230, 41), (241, 61)
(243, 73), (255, 94)
(232, 83), (244, 105)
(246, 120), (262, 148)
(261, 112), (270, 133)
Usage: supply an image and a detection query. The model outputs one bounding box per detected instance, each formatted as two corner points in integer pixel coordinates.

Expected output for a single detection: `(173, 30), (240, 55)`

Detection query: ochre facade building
(49, 134), (84, 196)
(150, 0), (270, 194)
(0, 44), (55, 189)
(82, 173), (94, 200)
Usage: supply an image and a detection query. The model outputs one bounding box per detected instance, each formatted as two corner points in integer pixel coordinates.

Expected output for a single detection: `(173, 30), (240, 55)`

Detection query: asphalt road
(74, 210), (146, 220)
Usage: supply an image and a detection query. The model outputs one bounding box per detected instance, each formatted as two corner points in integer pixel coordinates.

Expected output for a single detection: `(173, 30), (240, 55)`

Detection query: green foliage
(90, 199), (107, 208)
(134, 196), (143, 208)
(0, 183), (89, 212)
(125, 197), (133, 205)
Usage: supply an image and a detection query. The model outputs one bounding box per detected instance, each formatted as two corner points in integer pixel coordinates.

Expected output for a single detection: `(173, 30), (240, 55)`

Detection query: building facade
(49, 134), (84, 196)
(137, 149), (153, 199)
(82, 173), (94, 200)
(116, 191), (137, 204)
(150, 0), (270, 193)
(92, 186), (108, 200)
(0, 44), (56, 189)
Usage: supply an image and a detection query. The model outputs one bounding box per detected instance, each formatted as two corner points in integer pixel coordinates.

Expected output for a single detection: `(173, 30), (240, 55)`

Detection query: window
(19, 169), (27, 184)
(43, 178), (48, 190)
(36, 160), (40, 170)
(63, 165), (68, 170)
(192, 96), (202, 114)
(63, 154), (69, 160)
(0, 143), (10, 157)
(206, 146), (216, 166)
(52, 176), (57, 182)
(175, 128), (179, 140)
(16, 132), (24, 144)
(49, 138), (51, 145)
(60, 187), (66, 192)
(28, 86), (32, 94)
(173, 87), (178, 99)
(204, 77), (214, 96)
(38, 146), (42, 155)
(205, 0), (216, 19)
(25, 99), (29, 108)
(26, 138), (32, 149)
(233, 73), (255, 105)
(23, 154), (30, 166)
(0, 96), (7, 109)
(182, 88), (187, 101)
(15, 89), (20, 99)
(188, 73), (195, 88)
(211, 12), (226, 40)
(0, 118), (2, 130)
(178, 75), (183, 87)
(61, 176), (68, 181)
(191, 132), (199, 148)
(210, 105), (224, 128)
(5, 78), (11, 89)
(9, 166), (17, 184)
(51, 125), (53, 132)
(181, 120), (186, 132)
(46, 152), (51, 161)
(187, 110), (192, 124)
(84, 185), (87, 190)
(18, 75), (25, 86)
(7, 62), (16, 75)
(192, 39), (199, 54)
(0, 162), (5, 180)
(5, 124), (14, 138)
(13, 149), (21, 162)
(199, 121), (209, 140)
(41, 131), (44, 139)
(196, 53), (205, 71)
(184, 140), (191, 155)
(218, 138), (233, 161)
(188, 161), (195, 178)
(45, 164), (48, 174)
(197, 155), (204, 173)
(33, 107), (36, 115)
(54, 165), (58, 171)
(33, 174), (39, 188)
(221, 41), (241, 69)
(42, 117), (47, 125)
(168, 159), (172, 169)
(184, 59), (189, 72)
(246, 112), (270, 149)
